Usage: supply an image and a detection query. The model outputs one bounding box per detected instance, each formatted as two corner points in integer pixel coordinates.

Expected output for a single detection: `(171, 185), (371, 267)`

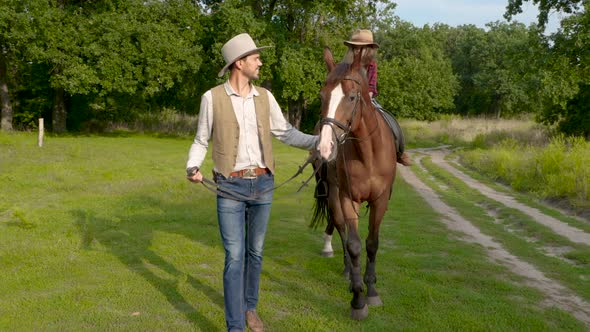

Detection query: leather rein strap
(198, 152), (321, 201)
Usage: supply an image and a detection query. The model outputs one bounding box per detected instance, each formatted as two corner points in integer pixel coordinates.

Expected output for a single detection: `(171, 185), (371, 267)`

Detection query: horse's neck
(357, 101), (381, 136)
(351, 104), (380, 156)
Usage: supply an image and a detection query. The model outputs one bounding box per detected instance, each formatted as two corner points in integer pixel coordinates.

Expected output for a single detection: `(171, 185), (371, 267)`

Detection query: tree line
(0, 0), (588, 137)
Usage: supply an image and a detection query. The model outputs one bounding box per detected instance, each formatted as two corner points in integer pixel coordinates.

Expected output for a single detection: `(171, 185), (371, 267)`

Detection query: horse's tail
(310, 160), (331, 229)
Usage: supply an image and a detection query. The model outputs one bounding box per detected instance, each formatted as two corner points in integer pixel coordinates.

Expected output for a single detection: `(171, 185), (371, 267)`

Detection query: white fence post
(38, 118), (44, 147)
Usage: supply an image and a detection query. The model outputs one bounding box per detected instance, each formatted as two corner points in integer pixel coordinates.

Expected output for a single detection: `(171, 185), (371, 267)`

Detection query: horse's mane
(325, 62), (346, 82)
(326, 61), (371, 104)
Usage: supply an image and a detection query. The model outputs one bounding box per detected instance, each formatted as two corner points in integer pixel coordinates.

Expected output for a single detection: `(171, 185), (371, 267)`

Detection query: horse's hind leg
(321, 222), (335, 257)
(364, 200), (387, 306)
(322, 206), (350, 280)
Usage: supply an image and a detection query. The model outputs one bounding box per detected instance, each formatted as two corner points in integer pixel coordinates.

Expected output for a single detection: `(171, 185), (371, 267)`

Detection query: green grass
(0, 132), (586, 331)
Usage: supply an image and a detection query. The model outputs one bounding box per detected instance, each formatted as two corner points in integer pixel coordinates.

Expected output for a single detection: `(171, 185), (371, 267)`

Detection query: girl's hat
(344, 29), (379, 48)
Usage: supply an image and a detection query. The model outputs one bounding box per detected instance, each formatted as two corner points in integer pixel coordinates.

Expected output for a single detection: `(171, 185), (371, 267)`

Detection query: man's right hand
(187, 170), (203, 183)
(186, 167), (203, 183)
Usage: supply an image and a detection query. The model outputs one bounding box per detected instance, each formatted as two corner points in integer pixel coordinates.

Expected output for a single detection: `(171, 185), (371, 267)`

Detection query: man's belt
(229, 167), (270, 179)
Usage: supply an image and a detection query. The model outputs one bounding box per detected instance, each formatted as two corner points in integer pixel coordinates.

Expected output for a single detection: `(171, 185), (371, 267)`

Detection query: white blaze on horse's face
(318, 83), (344, 160)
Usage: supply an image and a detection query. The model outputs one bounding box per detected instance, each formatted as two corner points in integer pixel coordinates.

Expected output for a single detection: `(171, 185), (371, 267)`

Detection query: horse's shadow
(72, 194), (223, 331)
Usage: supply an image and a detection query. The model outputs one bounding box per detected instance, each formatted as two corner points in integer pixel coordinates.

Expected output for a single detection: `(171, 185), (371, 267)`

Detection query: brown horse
(311, 47), (397, 320)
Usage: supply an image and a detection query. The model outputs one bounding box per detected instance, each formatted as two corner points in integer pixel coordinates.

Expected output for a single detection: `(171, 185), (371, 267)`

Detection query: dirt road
(398, 146), (590, 326)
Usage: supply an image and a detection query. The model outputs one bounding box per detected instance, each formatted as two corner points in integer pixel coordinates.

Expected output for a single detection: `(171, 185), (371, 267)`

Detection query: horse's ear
(324, 47), (335, 72)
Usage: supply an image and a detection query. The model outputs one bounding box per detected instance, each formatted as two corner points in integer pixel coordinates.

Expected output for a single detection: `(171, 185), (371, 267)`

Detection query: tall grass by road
(0, 131), (585, 331)
(460, 136), (590, 210)
(402, 116), (590, 213)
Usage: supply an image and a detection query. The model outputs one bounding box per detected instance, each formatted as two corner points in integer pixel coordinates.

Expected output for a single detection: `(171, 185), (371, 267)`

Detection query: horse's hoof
(350, 304), (368, 320)
(367, 296), (383, 306)
(321, 250), (334, 257)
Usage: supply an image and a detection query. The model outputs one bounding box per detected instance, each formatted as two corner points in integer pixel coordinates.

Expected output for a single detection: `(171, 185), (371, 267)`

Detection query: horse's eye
(349, 94), (357, 102)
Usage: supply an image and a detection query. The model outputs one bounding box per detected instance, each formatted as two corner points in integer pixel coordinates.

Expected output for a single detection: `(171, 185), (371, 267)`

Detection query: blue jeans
(214, 172), (274, 331)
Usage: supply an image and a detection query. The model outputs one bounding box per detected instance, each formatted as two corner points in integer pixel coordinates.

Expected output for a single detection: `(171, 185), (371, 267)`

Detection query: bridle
(318, 77), (363, 145)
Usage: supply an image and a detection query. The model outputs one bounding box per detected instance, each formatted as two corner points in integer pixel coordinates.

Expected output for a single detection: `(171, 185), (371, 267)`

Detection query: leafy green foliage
(377, 20), (459, 120)
(0, 0), (589, 137)
(504, 1), (589, 136)
(536, 4), (590, 137)
(443, 22), (547, 118)
(5, 0), (205, 130)
(0, 0), (52, 130)
(505, 0), (585, 30)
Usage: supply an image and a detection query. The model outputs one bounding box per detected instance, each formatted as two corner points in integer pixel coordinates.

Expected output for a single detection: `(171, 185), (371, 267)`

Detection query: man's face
(239, 53), (263, 80)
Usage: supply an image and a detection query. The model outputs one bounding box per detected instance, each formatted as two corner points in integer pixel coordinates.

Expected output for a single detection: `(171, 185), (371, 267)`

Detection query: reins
(196, 152), (321, 201)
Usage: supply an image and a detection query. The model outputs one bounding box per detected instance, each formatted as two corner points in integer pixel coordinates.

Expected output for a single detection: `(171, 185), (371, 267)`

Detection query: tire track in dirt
(426, 147), (590, 245)
(398, 148), (590, 326)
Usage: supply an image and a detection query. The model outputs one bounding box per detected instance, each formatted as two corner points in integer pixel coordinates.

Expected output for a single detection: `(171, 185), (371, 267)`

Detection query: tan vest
(210, 84), (275, 177)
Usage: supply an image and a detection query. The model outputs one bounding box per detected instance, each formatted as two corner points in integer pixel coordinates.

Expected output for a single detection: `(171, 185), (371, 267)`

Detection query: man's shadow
(73, 194), (223, 330)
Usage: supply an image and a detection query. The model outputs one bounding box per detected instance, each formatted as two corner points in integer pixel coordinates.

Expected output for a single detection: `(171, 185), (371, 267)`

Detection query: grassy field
(0, 131), (587, 331)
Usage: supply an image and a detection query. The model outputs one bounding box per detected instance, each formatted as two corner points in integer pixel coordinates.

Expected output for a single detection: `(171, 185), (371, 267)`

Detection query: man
(186, 33), (317, 332)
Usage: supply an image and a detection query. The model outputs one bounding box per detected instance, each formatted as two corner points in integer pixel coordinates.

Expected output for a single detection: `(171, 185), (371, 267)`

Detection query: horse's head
(317, 47), (368, 161)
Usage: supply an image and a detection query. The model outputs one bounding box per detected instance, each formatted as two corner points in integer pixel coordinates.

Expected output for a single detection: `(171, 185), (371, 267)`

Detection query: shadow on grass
(72, 199), (223, 331)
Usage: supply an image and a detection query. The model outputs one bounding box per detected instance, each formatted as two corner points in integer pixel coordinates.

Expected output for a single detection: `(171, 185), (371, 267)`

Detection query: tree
(24, 0), (204, 132)
(441, 24), (490, 116)
(473, 22), (544, 118)
(536, 3), (590, 136)
(505, 0), (585, 30)
(442, 22), (547, 118)
(506, 0), (589, 136)
(0, 54), (12, 131)
(376, 19), (459, 120)
(0, 1), (45, 131)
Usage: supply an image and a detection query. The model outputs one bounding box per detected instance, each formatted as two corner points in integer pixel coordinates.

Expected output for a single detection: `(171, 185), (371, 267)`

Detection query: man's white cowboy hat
(218, 33), (271, 77)
(344, 29), (379, 48)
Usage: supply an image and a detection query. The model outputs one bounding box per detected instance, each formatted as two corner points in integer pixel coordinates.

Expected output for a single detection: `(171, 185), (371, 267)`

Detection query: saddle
(372, 99), (405, 157)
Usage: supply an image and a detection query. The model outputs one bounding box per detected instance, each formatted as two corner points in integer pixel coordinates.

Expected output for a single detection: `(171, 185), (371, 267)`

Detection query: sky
(393, 0), (563, 34)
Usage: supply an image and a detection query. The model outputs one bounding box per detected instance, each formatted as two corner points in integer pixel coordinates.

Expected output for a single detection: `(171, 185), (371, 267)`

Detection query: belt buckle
(243, 168), (257, 179)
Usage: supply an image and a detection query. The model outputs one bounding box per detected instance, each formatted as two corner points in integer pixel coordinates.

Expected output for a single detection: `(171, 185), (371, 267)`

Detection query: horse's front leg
(336, 222), (351, 279)
(365, 199), (387, 306)
(330, 188), (351, 278)
(342, 199), (368, 320)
